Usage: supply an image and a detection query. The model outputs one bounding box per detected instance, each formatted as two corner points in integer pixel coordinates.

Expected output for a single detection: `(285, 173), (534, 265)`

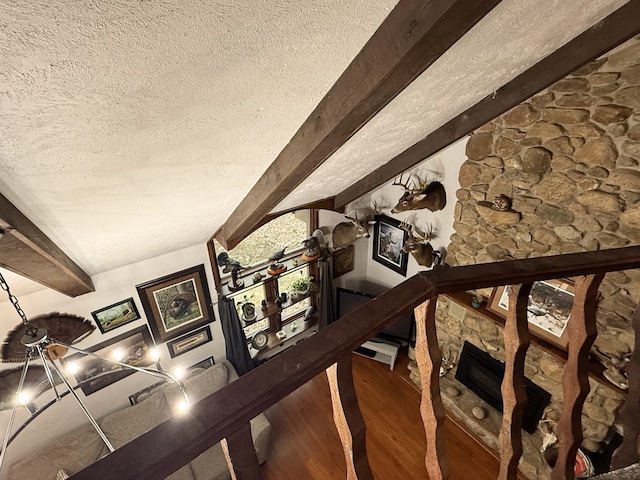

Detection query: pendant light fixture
(0, 271), (189, 472)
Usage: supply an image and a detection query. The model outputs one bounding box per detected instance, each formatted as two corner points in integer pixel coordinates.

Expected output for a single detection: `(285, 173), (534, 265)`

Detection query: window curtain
(218, 297), (256, 376)
(318, 257), (335, 330)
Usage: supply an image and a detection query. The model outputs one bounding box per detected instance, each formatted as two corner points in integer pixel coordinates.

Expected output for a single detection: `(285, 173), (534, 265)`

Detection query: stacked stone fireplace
(409, 35), (640, 479)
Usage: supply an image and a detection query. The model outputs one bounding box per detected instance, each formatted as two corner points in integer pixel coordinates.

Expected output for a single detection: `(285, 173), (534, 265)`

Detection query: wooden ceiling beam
(0, 192), (94, 297)
(334, 1), (640, 209)
(216, 0), (503, 249)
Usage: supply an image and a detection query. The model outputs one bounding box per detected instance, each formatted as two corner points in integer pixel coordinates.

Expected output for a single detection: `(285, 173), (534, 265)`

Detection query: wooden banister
(70, 246), (640, 480)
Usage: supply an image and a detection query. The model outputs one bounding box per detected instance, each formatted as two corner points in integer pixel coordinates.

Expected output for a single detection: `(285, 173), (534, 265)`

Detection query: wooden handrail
(71, 246), (640, 480)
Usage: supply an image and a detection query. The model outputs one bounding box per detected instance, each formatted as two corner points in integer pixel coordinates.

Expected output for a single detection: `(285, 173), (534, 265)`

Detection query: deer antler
(412, 224), (436, 243)
(392, 174), (412, 191)
(410, 173), (430, 192)
(344, 210), (358, 222)
(399, 220), (414, 234)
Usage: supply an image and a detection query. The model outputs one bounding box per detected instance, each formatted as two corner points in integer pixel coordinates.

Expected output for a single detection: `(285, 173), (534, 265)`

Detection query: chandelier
(0, 271), (189, 471)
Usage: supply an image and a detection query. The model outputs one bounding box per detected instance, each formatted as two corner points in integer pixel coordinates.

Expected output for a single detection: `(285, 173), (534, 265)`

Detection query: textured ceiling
(0, 0), (630, 296)
(0, 0), (397, 278)
(275, 0), (629, 211)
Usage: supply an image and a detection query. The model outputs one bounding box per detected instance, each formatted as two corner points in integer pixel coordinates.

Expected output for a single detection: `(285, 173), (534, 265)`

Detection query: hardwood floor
(261, 350), (506, 480)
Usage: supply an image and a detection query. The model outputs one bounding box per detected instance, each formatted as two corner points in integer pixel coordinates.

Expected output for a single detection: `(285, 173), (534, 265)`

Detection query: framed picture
(61, 326), (154, 396)
(128, 356), (215, 405)
(136, 264), (215, 343)
(372, 215), (408, 276)
(487, 279), (575, 350)
(166, 325), (212, 358)
(333, 245), (355, 278)
(91, 297), (140, 334)
(191, 356), (215, 370)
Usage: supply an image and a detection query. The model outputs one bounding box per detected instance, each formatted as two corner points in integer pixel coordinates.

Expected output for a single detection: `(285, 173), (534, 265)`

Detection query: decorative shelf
(250, 318), (318, 362)
(443, 291), (627, 396)
(220, 251), (322, 298)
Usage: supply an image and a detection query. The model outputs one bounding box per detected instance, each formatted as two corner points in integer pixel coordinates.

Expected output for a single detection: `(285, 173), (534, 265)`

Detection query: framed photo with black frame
(61, 326), (154, 396)
(166, 325), (212, 358)
(136, 264), (215, 343)
(487, 278), (575, 350)
(91, 297), (140, 334)
(372, 214), (408, 276)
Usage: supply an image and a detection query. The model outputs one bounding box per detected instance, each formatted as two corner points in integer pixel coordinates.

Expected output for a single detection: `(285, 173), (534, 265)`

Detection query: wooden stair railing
(70, 246), (640, 480)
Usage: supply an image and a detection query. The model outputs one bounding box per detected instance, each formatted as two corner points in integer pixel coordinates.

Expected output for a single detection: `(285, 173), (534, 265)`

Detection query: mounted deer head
(399, 221), (441, 268)
(331, 211), (377, 249)
(391, 173), (446, 213)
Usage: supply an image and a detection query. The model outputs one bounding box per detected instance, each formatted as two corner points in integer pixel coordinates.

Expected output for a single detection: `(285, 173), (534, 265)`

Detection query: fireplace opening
(455, 341), (551, 433)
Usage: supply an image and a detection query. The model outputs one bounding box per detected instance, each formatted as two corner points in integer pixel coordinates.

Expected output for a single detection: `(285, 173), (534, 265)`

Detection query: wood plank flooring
(261, 350), (506, 480)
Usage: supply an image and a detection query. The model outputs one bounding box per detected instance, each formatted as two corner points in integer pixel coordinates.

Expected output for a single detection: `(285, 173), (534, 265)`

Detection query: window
(213, 212), (309, 276)
(209, 211), (318, 342)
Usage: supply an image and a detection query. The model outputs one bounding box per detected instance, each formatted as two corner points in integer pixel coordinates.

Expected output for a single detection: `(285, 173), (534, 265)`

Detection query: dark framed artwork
(166, 325), (212, 358)
(333, 245), (355, 278)
(61, 326), (154, 396)
(191, 356), (215, 370)
(136, 264), (215, 343)
(488, 279), (575, 350)
(372, 215), (408, 276)
(91, 297), (140, 334)
(128, 356), (215, 405)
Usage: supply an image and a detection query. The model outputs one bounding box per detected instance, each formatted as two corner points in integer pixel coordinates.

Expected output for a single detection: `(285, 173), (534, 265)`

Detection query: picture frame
(333, 244), (355, 278)
(61, 326), (154, 396)
(91, 297), (140, 334)
(166, 325), (212, 358)
(191, 356), (215, 370)
(136, 264), (215, 343)
(372, 215), (408, 276)
(129, 356), (215, 405)
(487, 279), (575, 350)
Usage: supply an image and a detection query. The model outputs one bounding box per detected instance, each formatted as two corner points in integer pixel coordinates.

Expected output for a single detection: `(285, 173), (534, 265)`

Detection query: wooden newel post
(326, 355), (374, 480)
(414, 297), (450, 480)
(498, 283), (533, 480)
(551, 274), (604, 480)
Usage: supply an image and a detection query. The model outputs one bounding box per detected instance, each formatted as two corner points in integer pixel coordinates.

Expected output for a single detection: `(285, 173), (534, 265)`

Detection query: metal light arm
(54, 340), (190, 408)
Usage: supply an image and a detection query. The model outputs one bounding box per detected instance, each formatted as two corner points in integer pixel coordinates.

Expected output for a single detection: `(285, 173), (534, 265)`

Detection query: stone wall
(431, 35), (640, 477)
(410, 297), (626, 479)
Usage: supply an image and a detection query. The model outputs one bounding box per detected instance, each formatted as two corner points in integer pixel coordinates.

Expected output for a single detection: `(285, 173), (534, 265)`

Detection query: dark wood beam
(217, 0), (503, 249)
(0, 192), (94, 297)
(334, 0), (640, 208)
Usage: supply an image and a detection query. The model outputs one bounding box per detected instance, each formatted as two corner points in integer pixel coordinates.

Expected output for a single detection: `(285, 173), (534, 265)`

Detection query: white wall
(0, 244), (225, 470)
(320, 137), (468, 293)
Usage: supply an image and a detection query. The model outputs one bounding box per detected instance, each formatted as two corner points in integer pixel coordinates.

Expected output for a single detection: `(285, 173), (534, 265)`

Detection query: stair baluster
(326, 355), (374, 480)
(551, 274), (604, 480)
(415, 298), (450, 480)
(610, 305), (640, 470)
(498, 283), (533, 480)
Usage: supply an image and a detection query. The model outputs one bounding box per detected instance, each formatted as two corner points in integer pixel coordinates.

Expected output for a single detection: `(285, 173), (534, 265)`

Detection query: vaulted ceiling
(0, 0), (638, 297)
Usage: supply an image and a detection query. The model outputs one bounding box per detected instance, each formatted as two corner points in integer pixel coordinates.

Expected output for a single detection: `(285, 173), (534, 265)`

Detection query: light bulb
(111, 348), (125, 362)
(17, 391), (31, 406)
(177, 399), (190, 413)
(66, 361), (79, 375)
(149, 348), (160, 362)
(173, 366), (185, 380)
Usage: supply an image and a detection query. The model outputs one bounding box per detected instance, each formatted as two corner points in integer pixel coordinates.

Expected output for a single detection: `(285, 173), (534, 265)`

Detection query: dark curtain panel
(218, 297), (256, 376)
(318, 258), (335, 330)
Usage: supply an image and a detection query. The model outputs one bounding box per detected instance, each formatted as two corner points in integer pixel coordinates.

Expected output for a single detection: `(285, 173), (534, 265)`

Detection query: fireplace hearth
(455, 341), (551, 434)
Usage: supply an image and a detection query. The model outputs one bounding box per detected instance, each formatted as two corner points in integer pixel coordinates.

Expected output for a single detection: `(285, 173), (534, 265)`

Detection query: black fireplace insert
(455, 341), (551, 434)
